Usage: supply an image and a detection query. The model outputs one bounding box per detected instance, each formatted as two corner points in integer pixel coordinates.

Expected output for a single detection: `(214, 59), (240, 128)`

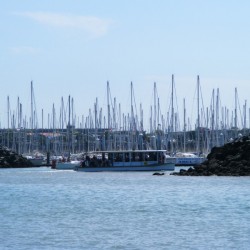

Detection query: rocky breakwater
(172, 135), (250, 176)
(0, 146), (33, 168)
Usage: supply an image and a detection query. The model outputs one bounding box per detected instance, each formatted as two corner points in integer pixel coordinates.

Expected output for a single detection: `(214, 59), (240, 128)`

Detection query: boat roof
(85, 150), (168, 154)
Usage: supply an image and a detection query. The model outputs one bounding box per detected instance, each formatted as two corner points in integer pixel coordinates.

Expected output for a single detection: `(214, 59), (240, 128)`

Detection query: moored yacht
(174, 152), (205, 166)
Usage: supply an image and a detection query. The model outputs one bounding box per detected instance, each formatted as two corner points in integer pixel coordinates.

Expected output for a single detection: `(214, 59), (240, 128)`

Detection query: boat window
(114, 153), (123, 162)
(102, 153), (106, 161)
(132, 152), (136, 161)
(125, 153), (130, 162)
(108, 153), (113, 161)
(139, 152), (143, 161)
(148, 152), (157, 161)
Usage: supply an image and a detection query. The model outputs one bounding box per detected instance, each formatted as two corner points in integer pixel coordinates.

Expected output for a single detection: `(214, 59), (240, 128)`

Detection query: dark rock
(153, 172), (165, 176)
(0, 145), (33, 168)
(171, 135), (250, 176)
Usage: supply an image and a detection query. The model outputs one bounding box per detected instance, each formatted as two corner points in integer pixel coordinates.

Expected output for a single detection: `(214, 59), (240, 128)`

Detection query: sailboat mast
(17, 97), (20, 128)
(7, 96), (10, 148)
(234, 87), (237, 129)
(67, 95), (71, 156)
(171, 75), (174, 134)
(170, 74), (174, 154)
(197, 75), (200, 154)
(243, 100), (247, 134)
(71, 97), (74, 153)
(154, 82), (156, 132)
(95, 97), (98, 130)
(68, 95), (71, 127)
(216, 88), (220, 145)
(157, 94), (160, 129)
(107, 81), (111, 129)
(41, 109), (43, 130)
(131, 81), (133, 131)
(183, 98), (186, 152)
(31, 81), (33, 129)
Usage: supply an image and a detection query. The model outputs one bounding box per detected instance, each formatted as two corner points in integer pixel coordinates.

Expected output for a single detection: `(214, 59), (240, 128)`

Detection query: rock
(0, 145), (33, 168)
(153, 172), (165, 176)
(171, 135), (250, 176)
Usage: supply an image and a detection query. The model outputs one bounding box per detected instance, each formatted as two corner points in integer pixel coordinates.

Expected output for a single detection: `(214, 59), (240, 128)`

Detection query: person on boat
(125, 154), (129, 162)
(135, 155), (140, 161)
(89, 155), (98, 167)
(158, 152), (164, 164)
(83, 155), (90, 167)
(81, 157), (86, 167)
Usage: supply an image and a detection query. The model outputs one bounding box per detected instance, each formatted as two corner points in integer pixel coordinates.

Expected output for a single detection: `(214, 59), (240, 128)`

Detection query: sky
(1, 0), (250, 130)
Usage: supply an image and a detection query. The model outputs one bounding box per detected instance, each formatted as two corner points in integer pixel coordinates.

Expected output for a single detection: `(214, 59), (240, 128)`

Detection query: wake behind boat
(75, 150), (175, 172)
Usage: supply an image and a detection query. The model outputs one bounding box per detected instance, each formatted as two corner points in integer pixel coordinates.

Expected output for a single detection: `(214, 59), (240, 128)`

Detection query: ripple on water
(0, 168), (250, 250)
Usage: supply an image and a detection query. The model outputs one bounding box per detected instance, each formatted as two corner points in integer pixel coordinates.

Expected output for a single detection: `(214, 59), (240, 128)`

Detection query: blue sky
(1, 0), (250, 130)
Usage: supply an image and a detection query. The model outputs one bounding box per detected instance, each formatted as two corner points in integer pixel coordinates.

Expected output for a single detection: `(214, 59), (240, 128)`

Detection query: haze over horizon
(1, 1), (250, 131)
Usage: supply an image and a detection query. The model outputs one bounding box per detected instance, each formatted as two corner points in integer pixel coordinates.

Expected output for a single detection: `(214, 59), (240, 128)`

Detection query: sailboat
(53, 96), (82, 170)
(170, 75), (206, 166)
(22, 81), (46, 166)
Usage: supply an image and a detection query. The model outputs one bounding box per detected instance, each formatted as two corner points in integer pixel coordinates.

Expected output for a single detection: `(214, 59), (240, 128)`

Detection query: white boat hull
(29, 158), (46, 166)
(55, 161), (81, 170)
(175, 157), (205, 166)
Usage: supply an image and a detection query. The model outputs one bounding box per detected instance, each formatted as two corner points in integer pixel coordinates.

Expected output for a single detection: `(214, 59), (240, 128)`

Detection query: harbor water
(0, 167), (250, 250)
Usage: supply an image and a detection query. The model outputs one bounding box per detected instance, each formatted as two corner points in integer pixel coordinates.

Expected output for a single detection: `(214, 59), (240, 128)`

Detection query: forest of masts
(1, 75), (249, 157)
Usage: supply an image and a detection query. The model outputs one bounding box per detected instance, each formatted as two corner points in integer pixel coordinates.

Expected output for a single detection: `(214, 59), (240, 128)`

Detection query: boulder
(0, 146), (33, 168)
(171, 135), (250, 176)
(153, 172), (165, 176)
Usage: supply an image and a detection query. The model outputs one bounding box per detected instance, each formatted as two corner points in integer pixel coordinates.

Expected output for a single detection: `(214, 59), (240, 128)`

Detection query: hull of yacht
(55, 160), (82, 170)
(175, 157), (205, 166)
(29, 158), (46, 166)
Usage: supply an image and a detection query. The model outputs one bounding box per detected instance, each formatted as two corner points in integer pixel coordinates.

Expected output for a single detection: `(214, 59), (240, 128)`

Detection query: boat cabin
(82, 150), (167, 167)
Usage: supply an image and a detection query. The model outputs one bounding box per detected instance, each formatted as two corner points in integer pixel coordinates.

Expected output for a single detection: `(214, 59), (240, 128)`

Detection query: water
(0, 167), (250, 250)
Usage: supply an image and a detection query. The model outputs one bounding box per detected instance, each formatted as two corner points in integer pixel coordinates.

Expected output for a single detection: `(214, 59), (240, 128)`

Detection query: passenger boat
(75, 150), (175, 172)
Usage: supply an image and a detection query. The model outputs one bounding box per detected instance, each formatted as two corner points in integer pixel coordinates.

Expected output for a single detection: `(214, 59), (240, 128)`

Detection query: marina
(0, 78), (248, 169)
(2, 1), (250, 249)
